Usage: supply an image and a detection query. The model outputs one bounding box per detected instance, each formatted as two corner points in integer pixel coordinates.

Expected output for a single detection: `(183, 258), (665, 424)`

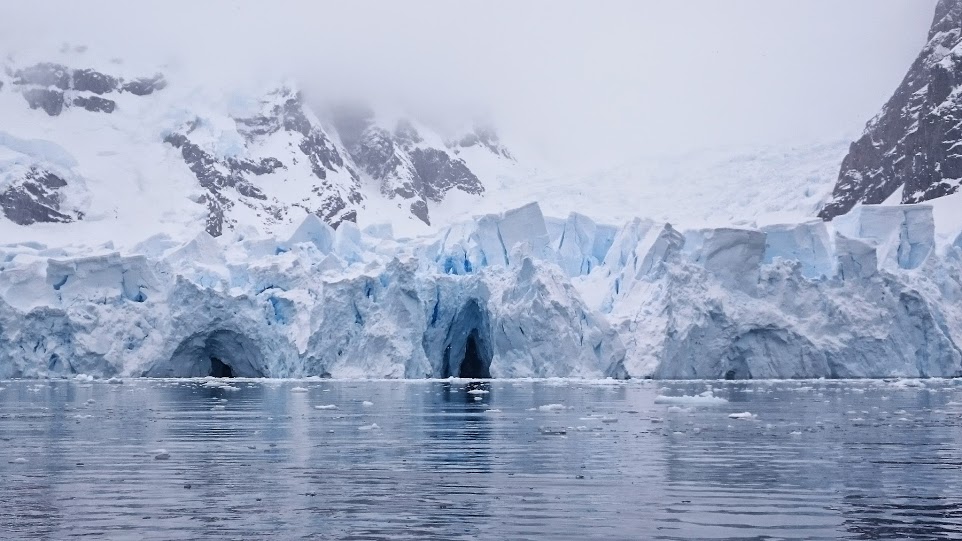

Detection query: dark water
(1, 378), (962, 540)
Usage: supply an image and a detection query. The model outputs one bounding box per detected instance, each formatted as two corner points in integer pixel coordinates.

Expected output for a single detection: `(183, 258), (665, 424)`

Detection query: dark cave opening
(147, 329), (267, 378)
(209, 356), (234, 378)
(458, 331), (491, 379)
(438, 299), (494, 379)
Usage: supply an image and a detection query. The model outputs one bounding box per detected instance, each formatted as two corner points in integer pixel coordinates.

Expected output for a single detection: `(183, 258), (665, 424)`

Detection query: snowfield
(2, 197), (961, 380)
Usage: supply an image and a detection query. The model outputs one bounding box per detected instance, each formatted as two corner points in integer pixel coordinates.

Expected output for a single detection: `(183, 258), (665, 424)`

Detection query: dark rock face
(23, 88), (65, 116)
(0, 168), (81, 225)
(410, 200), (430, 225)
(164, 132), (274, 237)
(409, 148), (483, 202)
(329, 106), (486, 225)
(72, 69), (118, 94)
(168, 89), (362, 236)
(820, 0), (962, 219)
(73, 96), (116, 113)
(11, 63), (164, 116)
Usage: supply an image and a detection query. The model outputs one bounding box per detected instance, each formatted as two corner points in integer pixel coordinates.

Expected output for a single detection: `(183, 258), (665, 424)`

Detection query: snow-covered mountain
(329, 105), (511, 225)
(820, 0), (962, 219)
(0, 49), (518, 241)
(4, 25), (962, 381)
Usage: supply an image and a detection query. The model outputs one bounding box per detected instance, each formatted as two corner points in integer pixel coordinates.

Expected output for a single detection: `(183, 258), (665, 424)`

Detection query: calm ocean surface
(2, 378), (962, 540)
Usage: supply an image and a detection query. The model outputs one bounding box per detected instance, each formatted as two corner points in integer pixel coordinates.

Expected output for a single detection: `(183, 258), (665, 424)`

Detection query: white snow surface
(2, 199), (962, 380)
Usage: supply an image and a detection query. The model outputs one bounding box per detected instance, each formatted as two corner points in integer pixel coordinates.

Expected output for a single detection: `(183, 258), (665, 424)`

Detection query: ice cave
(440, 300), (493, 379)
(146, 330), (267, 378)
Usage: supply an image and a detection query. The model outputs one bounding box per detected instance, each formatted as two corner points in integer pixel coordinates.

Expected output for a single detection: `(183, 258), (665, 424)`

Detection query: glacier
(1, 199), (961, 380)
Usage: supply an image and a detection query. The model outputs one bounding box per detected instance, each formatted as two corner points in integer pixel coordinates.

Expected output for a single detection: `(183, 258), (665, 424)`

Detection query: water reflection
(1, 379), (962, 540)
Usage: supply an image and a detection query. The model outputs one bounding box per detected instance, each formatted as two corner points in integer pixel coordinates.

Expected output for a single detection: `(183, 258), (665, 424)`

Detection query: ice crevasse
(1, 200), (961, 380)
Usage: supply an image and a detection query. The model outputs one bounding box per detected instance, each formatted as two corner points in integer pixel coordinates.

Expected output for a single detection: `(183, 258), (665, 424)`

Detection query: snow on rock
(820, 0), (962, 219)
(1, 201), (961, 380)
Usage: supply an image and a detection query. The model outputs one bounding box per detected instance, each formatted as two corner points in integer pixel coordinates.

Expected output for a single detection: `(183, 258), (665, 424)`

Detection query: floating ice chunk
(9, 457), (27, 464)
(153, 449), (170, 460)
(358, 423), (380, 431)
(314, 404), (337, 410)
(290, 387), (309, 393)
(467, 389), (489, 395)
(361, 400), (374, 407)
(539, 426), (567, 435)
(74, 374), (95, 382)
(202, 380), (238, 390)
(728, 412), (756, 420)
(600, 416), (618, 423)
(538, 403), (565, 412)
(654, 393), (728, 405)
(106, 377), (123, 384)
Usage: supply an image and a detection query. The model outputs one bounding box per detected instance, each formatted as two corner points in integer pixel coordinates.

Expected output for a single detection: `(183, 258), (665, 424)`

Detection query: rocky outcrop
(0, 167), (82, 225)
(820, 0), (962, 219)
(329, 106), (490, 225)
(166, 89), (363, 236)
(10, 62), (164, 116)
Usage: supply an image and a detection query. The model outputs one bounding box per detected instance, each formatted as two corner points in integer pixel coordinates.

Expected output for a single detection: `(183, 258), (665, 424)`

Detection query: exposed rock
(409, 147), (482, 202)
(0, 168), (79, 225)
(164, 132), (272, 237)
(167, 89), (363, 236)
(12, 63), (163, 116)
(821, 0), (962, 219)
(329, 106), (485, 225)
(71, 69), (118, 94)
(73, 95), (116, 113)
(22, 88), (64, 116)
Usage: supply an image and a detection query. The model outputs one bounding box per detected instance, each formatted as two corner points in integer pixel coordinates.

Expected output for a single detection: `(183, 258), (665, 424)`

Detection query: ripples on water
(1, 378), (962, 540)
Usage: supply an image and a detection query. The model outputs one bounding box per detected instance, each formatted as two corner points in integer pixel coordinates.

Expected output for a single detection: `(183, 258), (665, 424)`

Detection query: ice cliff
(1, 199), (961, 380)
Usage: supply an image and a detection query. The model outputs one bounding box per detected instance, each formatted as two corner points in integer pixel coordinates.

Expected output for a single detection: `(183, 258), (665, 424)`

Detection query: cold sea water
(1, 378), (962, 540)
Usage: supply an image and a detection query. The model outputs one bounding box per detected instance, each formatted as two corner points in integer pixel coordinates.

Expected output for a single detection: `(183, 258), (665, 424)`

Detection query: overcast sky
(0, 0), (940, 168)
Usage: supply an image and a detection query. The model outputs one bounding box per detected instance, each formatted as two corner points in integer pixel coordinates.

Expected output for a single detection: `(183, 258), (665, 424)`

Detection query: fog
(0, 0), (939, 169)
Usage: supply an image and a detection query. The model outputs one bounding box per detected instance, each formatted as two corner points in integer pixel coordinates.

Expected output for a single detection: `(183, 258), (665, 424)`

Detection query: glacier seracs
(1, 200), (961, 380)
